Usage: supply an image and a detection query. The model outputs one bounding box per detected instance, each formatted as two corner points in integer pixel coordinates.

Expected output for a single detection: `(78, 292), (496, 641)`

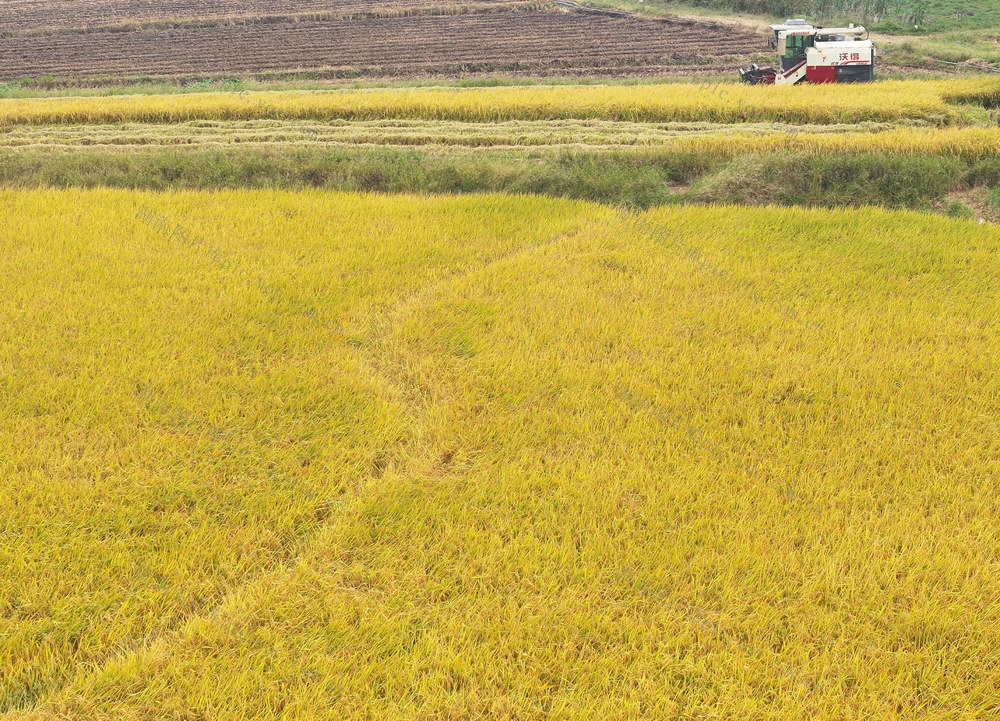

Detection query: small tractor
(739, 19), (876, 85)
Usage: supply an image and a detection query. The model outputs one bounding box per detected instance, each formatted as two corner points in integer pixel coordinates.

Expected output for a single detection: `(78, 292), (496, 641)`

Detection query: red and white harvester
(739, 19), (876, 85)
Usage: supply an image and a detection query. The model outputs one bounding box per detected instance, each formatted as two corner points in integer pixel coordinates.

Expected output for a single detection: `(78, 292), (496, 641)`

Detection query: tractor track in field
(0, 6), (768, 82)
(4, 220), (585, 717)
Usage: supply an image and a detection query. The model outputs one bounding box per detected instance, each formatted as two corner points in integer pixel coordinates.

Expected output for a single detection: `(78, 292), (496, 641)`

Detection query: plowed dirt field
(0, 6), (767, 81)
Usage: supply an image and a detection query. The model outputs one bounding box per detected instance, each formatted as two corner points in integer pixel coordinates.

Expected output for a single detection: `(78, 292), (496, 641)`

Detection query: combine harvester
(739, 19), (876, 84)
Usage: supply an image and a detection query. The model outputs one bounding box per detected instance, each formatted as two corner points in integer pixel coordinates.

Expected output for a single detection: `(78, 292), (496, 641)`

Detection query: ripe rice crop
(2, 188), (998, 719)
(0, 78), (996, 127)
(669, 125), (1000, 159)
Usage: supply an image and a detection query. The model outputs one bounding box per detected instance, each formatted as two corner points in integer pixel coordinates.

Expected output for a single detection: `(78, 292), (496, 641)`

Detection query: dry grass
(0, 118), (766, 150)
(3, 119), (1000, 160)
(2, 188), (999, 719)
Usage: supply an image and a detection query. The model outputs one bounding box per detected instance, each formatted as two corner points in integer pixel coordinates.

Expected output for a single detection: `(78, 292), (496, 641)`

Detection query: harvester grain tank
(739, 19), (876, 85)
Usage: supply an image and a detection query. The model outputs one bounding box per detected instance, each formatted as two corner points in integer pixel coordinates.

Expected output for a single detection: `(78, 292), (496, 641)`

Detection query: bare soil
(0, 0), (515, 33)
(0, 5), (767, 82)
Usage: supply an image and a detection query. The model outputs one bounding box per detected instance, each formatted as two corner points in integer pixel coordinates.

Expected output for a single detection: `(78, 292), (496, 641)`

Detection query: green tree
(906, 0), (929, 27)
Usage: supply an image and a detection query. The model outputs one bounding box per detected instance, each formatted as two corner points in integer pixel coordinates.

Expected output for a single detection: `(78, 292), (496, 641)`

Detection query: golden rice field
(2, 188), (999, 720)
(1, 78), (997, 126)
(668, 125), (1000, 159)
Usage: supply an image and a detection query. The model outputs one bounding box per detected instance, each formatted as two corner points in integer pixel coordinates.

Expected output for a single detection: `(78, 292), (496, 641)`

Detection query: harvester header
(740, 19), (876, 85)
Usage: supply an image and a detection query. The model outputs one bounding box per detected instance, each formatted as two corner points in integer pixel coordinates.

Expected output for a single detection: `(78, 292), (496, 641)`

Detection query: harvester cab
(740, 19), (875, 85)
